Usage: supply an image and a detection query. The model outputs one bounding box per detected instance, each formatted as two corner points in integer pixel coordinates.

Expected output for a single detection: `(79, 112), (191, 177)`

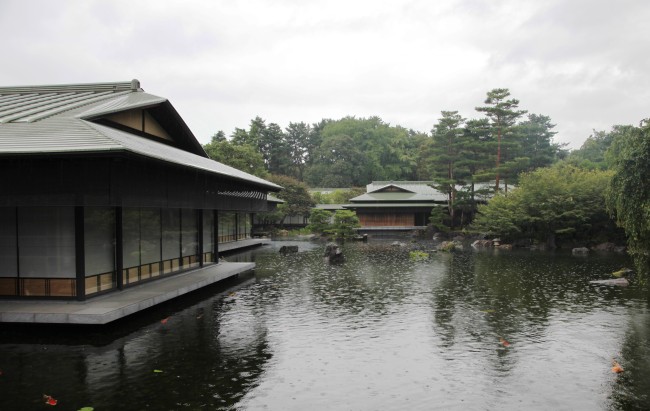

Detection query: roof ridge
(0, 79), (141, 94)
(371, 180), (435, 184)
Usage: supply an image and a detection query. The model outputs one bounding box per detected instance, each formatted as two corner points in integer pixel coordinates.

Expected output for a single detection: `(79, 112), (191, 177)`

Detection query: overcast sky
(1, 0), (648, 149)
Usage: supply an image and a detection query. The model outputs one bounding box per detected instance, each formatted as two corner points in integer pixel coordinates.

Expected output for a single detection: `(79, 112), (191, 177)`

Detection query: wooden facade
(347, 182), (447, 230)
(0, 80), (280, 300)
(357, 212), (415, 227)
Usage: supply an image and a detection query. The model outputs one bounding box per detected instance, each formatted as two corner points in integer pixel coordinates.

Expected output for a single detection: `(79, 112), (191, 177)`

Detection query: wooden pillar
(198, 209), (204, 268)
(215, 211), (220, 261)
(115, 207), (124, 290)
(74, 206), (86, 301)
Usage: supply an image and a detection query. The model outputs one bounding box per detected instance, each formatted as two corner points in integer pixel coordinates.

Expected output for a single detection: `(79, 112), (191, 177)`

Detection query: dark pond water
(1, 241), (650, 410)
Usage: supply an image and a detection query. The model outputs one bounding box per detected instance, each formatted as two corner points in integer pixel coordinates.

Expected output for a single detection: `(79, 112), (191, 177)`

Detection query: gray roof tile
(0, 80), (280, 191)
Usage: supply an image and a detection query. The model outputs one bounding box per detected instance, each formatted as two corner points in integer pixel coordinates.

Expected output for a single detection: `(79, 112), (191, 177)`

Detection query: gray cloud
(1, 0), (648, 148)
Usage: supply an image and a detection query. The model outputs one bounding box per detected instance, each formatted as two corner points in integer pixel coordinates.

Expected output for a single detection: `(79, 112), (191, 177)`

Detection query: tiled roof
(0, 80), (280, 191)
(346, 202), (442, 208)
(350, 181), (448, 203)
(350, 192), (448, 202)
(366, 181), (439, 194)
(0, 80), (141, 123)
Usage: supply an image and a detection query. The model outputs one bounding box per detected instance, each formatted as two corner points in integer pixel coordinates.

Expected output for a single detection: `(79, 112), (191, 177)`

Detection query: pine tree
(476, 88), (527, 192)
(426, 111), (467, 227)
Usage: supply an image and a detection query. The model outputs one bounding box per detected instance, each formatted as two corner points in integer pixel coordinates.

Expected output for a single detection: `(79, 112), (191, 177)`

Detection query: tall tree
(248, 116), (266, 152)
(453, 118), (495, 223)
(605, 120), (650, 283)
(305, 119), (329, 167)
(305, 134), (366, 187)
(230, 127), (250, 146)
(266, 175), (315, 225)
(518, 114), (564, 171)
(425, 111), (467, 227)
(460, 118), (494, 193)
(384, 125), (420, 180)
(231, 117), (293, 176)
(210, 130), (227, 143)
(263, 122), (290, 175)
(203, 137), (267, 178)
(475, 88), (527, 192)
(284, 122), (311, 181)
(305, 116), (417, 186)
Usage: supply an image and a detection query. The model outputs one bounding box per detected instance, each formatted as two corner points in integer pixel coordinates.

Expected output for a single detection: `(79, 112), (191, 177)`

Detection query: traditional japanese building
(0, 80), (280, 302)
(346, 181), (447, 233)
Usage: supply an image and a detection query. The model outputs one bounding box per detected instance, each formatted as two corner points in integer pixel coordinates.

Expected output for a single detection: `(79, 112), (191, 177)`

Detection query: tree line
(203, 91), (650, 282)
(472, 118), (650, 284)
(203, 88), (567, 192)
(203, 88), (568, 230)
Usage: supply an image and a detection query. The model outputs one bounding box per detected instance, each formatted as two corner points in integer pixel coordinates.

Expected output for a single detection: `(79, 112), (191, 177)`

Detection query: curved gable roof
(367, 183), (415, 194)
(0, 79), (280, 191)
(0, 80), (140, 124)
(350, 181), (448, 203)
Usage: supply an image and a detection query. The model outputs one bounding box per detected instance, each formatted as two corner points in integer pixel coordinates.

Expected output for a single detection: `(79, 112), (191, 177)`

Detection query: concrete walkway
(219, 238), (270, 253)
(0, 262), (255, 325)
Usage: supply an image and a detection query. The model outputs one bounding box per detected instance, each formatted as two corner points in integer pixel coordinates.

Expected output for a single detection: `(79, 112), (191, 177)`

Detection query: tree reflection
(606, 297), (650, 410)
(0, 277), (273, 410)
(430, 249), (636, 378)
(307, 243), (417, 318)
(2, 243), (646, 410)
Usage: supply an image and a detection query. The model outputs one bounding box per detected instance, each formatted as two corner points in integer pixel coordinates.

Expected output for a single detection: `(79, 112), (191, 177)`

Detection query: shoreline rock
(572, 247), (590, 255)
(324, 243), (345, 264)
(589, 278), (629, 286)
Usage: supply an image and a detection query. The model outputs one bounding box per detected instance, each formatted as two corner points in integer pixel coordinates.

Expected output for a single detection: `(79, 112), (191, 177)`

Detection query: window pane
(162, 208), (180, 260)
(140, 208), (161, 264)
(84, 207), (115, 276)
(238, 213), (246, 238)
(122, 208), (141, 268)
(18, 207), (75, 278)
(202, 210), (214, 254)
(181, 209), (198, 257)
(219, 212), (236, 242)
(241, 213), (251, 237)
(0, 207), (17, 277)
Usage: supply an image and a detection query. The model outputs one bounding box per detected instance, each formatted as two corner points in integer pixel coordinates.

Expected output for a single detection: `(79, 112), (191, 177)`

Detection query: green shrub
(327, 210), (361, 239)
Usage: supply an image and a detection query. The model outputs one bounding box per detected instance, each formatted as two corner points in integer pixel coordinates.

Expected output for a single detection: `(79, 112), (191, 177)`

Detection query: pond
(1, 240), (649, 410)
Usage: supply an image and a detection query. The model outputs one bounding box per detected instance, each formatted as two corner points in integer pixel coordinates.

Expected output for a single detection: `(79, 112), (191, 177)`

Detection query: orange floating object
(499, 337), (511, 347)
(611, 360), (624, 373)
(43, 394), (58, 406)
(160, 317), (169, 324)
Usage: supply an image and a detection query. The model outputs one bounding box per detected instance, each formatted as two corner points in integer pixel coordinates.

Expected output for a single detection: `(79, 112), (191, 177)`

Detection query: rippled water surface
(2, 241), (650, 410)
